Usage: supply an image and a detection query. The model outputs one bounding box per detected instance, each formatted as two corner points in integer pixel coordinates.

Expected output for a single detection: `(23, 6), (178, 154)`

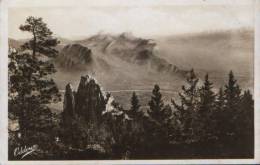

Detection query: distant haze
(8, 0), (254, 39)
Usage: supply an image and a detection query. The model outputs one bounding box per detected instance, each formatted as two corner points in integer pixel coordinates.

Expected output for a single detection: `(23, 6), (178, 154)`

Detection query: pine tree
(172, 69), (199, 142)
(236, 90), (254, 155)
(19, 16), (59, 58)
(224, 71), (241, 111)
(213, 87), (226, 139)
(199, 74), (215, 113)
(129, 92), (141, 119)
(148, 84), (164, 122)
(196, 74), (216, 141)
(143, 84), (170, 152)
(223, 71), (241, 136)
(9, 16), (61, 152)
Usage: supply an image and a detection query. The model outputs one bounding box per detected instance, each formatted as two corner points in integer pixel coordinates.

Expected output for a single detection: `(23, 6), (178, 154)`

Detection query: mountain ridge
(9, 29), (253, 92)
(62, 32), (187, 76)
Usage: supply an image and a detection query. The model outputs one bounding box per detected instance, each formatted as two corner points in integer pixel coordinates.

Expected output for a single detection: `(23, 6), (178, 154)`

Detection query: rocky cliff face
(63, 75), (106, 125)
(62, 75), (133, 152)
(56, 44), (92, 69)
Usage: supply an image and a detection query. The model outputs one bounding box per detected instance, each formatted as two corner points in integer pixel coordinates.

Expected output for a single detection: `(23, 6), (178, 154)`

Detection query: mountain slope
(73, 32), (187, 75)
(53, 33), (188, 91)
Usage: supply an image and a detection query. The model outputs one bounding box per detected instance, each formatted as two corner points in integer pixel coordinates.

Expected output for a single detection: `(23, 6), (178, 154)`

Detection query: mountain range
(9, 29), (254, 109)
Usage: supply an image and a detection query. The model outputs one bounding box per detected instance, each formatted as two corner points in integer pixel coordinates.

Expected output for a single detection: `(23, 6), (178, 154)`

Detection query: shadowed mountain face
(56, 44), (92, 69)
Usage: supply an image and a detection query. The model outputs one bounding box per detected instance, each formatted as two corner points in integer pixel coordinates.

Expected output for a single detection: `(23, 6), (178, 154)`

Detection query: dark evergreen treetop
(193, 74), (216, 141)
(19, 16), (60, 58)
(199, 74), (216, 113)
(224, 71), (241, 109)
(129, 92), (141, 119)
(172, 69), (199, 112)
(131, 92), (140, 111)
(148, 84), (164, 122)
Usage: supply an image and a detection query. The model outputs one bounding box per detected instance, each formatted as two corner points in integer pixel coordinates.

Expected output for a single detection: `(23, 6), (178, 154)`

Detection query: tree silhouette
(223, 71), (241, 138)
(224, 71), (241, 111)
(199, 74), (216, 113)
(148, 84), (164, 122)
(196, 74), (216, 141)
(19, 16), (59, 58)
(129, 92), (141, 119)
(172, 69), (199, 142)
(9, 16), (61, 152)
(236, 90), (254, 155)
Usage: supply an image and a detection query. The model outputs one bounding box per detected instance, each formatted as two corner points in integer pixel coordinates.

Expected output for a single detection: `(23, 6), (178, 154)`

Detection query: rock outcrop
(61, 75), (144, 155)
(62, 75), (114, 151)
(63, 75), (106, 126)
(63, 83), (75, 126)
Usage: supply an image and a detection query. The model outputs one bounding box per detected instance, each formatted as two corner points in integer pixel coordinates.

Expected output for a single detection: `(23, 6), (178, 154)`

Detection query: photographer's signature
(14, 145), (39, 159)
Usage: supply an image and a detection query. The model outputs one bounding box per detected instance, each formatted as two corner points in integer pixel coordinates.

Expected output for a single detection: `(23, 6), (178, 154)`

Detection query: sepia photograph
(3, 0), (257, 162)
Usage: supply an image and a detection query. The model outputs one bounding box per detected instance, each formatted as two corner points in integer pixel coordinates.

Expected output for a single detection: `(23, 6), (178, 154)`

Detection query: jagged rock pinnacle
(63, 75), (106, 126)
(63, 83), (75, 125)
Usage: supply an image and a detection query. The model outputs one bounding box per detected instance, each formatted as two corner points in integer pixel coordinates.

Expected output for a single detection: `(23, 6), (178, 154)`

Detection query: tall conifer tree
(199, 74), (215, 113)
(224, 71), (241, 111)
(9, 16), (60, 151)
(172, 69), (199, 141)
(221, 71), (241, 141)
(196, 74), (216, 141)
(129, 92), (141, 119)
(148, 84), (164, 122)
(236, 90), (254, 155)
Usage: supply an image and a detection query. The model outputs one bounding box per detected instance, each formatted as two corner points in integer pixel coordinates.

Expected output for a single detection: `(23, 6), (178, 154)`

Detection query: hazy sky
(8, 0), (254, 39)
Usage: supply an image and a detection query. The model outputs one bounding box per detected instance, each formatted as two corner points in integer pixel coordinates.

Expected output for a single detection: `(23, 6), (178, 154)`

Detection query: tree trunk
(32, 29), (36, 58)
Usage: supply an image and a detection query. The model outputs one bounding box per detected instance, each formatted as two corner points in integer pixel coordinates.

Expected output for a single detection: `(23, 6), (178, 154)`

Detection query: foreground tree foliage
(126, 70), (253, 159)
(196, 74), (216, 141)
(9, 16), (61, 159)
(169, 70), (254, 158)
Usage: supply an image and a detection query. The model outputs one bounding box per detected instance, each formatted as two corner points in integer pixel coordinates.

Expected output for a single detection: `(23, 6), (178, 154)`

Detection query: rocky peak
(62, 75), (134, 151)
(63, 75), (106, 126)
(62, 75), (134, 129)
